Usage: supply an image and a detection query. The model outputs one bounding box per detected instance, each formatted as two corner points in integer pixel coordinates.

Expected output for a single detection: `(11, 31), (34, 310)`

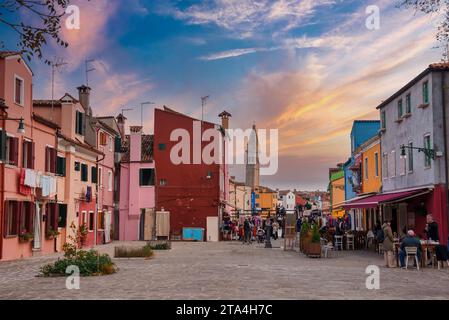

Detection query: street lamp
(400, 144), (436, 160)
(0, 117), (25, 134)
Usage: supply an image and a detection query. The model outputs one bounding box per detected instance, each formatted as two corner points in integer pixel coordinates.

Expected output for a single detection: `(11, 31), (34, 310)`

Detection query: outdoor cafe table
(394, 242), (438, 268)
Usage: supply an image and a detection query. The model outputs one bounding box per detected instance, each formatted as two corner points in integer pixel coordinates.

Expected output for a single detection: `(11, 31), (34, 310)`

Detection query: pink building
(0, 52), (62, 261)
(119, 125), (155, 241)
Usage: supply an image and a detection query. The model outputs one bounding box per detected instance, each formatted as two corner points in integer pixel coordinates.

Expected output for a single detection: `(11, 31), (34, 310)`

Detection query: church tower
(245, 124), (260, 191)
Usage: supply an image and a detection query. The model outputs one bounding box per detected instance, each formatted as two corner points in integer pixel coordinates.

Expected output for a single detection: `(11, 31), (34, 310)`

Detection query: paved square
(0, 240), (448, 300)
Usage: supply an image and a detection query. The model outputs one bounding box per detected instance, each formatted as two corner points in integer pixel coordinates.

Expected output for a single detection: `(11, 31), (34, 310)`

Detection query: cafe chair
(405, 247), (420, 271)
(346, 234), (355, 251)
(334, 235), (343, 251)
(321, 238), (335, 258)
(435, 245), (449, 270)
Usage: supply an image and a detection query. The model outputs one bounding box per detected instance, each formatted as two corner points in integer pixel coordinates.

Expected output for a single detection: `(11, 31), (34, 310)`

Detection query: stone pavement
(0, 240), (448, 300)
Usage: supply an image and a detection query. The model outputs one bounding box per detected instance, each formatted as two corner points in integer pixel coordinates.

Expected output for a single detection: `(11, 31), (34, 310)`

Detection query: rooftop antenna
(85, 58), (95, 87)
(50, 58), (68, 121)
(121, 107), (133, 117)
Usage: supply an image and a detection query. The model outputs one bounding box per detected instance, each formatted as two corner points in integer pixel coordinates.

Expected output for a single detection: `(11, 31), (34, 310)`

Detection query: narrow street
(0, 241), (448, 300)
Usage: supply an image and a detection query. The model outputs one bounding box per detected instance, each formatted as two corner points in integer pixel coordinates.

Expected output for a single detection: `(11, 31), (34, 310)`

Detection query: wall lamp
(400, 145), (436, 160)
(0, 117), (25, 134)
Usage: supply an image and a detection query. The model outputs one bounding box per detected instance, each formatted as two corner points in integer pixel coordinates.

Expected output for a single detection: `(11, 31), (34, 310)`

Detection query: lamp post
(400, 144), (437, 160)
(0, 117), (26, 134)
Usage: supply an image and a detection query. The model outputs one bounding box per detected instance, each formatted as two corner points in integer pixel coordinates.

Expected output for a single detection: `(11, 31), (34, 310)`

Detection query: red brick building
(154, 107), (230, 241)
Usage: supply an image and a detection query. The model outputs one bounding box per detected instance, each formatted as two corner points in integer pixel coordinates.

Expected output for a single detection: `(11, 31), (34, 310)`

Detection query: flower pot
(307, 242), (322, 258)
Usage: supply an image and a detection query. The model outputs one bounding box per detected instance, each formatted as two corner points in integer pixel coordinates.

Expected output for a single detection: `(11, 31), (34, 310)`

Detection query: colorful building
(153, 107), (230, 241)
(255, 186), (277, 219)
(329, 168), (345, 218)
(119, 126), (155, 241)
(0, 52), (63, 260)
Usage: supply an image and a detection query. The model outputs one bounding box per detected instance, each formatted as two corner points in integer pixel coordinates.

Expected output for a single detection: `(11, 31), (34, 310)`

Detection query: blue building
(344, 121), (380, 201)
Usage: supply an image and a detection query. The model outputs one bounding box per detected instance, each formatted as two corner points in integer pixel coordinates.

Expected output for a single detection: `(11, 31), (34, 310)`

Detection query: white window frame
(374, 152), (379, 177)
(364, 157), (369, 180)
(390, 150), (396, 178)
(408, 141), (414, 173)
(382, 152), (388, 180)
(14, 74), (25, 106)
(88, 210), (95, 232)
(108, 170), (113, 192)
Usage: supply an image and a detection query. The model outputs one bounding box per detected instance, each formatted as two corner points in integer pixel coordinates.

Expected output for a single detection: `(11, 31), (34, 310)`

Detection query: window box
(19, 233), (34, 243)
(402, 113), (411, 119)
(418, 103), (430, 109)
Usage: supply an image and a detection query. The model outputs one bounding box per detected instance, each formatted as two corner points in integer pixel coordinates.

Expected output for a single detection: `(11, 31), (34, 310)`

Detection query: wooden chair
(346, 234), (355, 251)
(334, 235), (343, 251)
(405, 247), (420, 270)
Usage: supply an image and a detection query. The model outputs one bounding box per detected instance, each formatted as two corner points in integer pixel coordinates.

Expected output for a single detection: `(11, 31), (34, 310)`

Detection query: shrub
(114, 245), (154, 258)
(311, 223), (321, 243)
(148, 242), (171, 250)
(300, 221), (310, 236)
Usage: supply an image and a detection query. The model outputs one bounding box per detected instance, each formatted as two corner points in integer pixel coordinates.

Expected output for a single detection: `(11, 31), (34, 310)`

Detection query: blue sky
(0, 0), (443, 190)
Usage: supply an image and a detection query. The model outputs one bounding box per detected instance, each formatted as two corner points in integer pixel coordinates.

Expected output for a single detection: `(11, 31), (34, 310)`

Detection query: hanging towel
(49, 176), (57, 196)
(19, 169), (32, 196)
(24, 169), (37, 188)
(41, 176), (51, 197)
(36, 172), (42, 188)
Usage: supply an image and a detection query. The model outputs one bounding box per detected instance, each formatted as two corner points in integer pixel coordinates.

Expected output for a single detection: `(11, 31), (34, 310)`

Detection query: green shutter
(0, 129), (6, 161)
(91, 167), (98, 183)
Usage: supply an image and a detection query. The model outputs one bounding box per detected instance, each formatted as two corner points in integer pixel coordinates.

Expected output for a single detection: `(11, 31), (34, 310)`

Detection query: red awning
(343, 189), (431, 209)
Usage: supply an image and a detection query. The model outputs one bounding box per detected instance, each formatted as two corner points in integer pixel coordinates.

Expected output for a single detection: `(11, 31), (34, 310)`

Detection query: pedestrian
(382, 221), (396, 268)
(243, 217), (252, 245)
(272, 220), (279, 240)
(425, 214), (439, 242)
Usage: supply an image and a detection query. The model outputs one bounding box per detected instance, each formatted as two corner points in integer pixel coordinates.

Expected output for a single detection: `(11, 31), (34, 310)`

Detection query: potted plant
(307, 224), (322, 258)
(19, 232), (34, 243)
(46, 227), (60, 240)
(78, 223), (88, 246)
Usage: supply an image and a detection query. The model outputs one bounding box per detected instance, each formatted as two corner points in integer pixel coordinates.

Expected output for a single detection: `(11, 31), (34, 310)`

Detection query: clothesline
(20, 169), (57, 197)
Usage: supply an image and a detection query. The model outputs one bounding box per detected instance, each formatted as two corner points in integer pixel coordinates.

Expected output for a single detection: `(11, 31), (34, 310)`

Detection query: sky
(0, 0), (444, 191)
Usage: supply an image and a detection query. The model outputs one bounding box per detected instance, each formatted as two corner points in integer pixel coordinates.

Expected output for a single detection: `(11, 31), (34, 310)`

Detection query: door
(156, 211), (170, 239)
(206, 217), (219, 242)
(144, 208), (155, 241)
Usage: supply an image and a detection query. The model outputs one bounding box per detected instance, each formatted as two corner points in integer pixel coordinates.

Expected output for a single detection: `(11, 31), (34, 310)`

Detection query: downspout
(95, 127), (106, 246)
(0, 109), (7, 260)
(441, 70), (449, 244)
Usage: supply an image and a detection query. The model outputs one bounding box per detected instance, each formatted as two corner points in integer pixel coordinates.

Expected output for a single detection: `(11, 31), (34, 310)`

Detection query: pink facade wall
(119, 130), (155, 241)
(0, 55), (59, 261)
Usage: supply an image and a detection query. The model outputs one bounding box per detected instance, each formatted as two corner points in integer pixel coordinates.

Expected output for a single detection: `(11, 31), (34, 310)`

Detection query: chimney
(129, 126), (143, 162)
(218, 111), (232, 130)
(116, 113), (127, 140)
(77, 85), (92, 115)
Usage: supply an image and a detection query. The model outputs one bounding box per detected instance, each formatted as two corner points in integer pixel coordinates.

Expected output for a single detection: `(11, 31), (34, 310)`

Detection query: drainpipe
(0, 108), (6, 260)
(95, 127), (106, 246)
(441, 71), (449, 244)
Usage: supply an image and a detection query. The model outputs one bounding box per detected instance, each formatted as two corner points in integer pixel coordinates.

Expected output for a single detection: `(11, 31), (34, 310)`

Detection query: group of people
(380, 214), (441, 268)
(240, 216), (283, 245)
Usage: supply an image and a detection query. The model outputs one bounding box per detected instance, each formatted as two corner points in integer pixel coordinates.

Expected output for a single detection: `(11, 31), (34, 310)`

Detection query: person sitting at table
(399, 230), (422, 269)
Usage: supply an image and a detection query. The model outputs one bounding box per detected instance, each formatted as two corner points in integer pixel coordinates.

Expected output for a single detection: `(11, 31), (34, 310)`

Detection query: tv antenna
(50, 58), (68, 120)
(85, 58), (95, 87)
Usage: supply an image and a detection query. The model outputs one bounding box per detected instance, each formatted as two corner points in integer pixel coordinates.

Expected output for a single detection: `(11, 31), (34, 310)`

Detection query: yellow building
(256, 187), (277, 219)
(358, 135), (382, 230)
(329, 169), (345, 218)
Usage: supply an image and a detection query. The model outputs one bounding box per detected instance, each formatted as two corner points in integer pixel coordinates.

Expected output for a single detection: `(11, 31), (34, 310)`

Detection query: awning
(343, 188), (431, 209)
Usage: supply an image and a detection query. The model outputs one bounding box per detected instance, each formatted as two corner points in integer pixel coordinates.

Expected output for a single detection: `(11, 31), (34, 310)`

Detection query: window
(423, 81), (429, 104)
(74, 161), (80, 171)
(406, 93), (412, 114)
(381, 110), (386, 130)
(408, 142), (414, 173)
(99, 132), (107, 146)
(45, 147), (57, 173)
(75, 110), (85, 136)
(4, 201), (19, 236)
(81, 211), (87, 227)
(88, 211), (94, 231)
(81, 163), (88, 182)
(56, 156), (66, 177)
(91, 167), (98, 183)
(46, 203), (59, 233)
(382, 153), (388, 179)
(4, 135), (19, 166)
(108, 171), (113, 191)
(14, 76), (24, 106)
(22, 140), (34, 169)
(374, 152), (379, 177)
(160, 179), (167, 186)
(109, 136), (113, 152)
(424, 135), (432, 168)
(139, 168), (154, 186)
(58, 204), (67, 228)
(98, 211), (105, 230)
(364, 157), (369, 180)
(19, 202), (34, 234)
(397, 99), (403, 119)
(400, 153), (406, 176)
(390, 150), (396, 178)
(158, 143), (166, 151)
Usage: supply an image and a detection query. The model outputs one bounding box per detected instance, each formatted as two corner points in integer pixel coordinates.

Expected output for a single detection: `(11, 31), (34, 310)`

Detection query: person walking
(243, 217), (252, 245)
(382, 221), (396, 268)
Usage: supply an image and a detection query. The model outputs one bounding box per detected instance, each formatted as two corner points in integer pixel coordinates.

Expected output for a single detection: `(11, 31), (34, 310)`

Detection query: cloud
(164, 0), (336, 38)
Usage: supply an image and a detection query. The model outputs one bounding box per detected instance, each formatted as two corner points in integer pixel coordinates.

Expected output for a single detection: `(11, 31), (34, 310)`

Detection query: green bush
(40, 250), (116, 277)
(300, 221), (310, 236)
(114, 245), (154, 258)
(311, 224), (321, 243)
